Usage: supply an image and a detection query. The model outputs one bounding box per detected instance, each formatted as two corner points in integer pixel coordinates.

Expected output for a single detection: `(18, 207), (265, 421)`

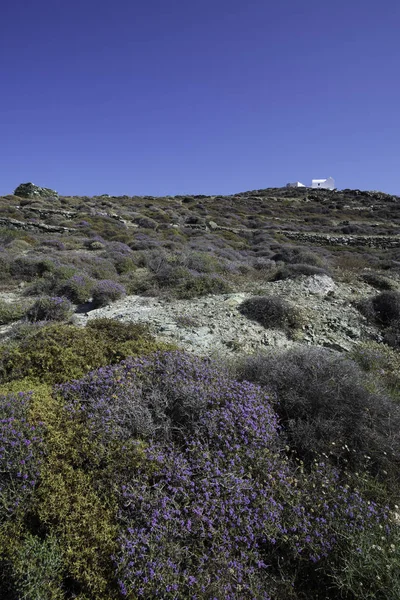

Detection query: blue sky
(1, 0), (399, 196)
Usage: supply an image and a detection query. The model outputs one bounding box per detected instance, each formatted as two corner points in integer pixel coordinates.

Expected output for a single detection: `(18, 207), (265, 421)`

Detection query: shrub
(0, 381), (123, 599)
(174, 273), (232, 299)
(88, 256), (118, 280)
(273, 247), (325, 266)
(183, 251), (222, 273)
(134, 215), (158, 229)
(235, 347), (400, 487)
(10, 257), (55, 281)
(56, 352), (389, 600)
(362, 272), (397, 291)
(0, 321), (175, 385)
(329, 519), (400, 600)
(273, 263), (328, 281)
(372, 291), (400, 326)
(110, 253), (137, 274)
(0, 254), (11, 281)
(56, 274), (94, 304)
(85, 239), (105, 250)
(239, 295), (304, 334)
(22, 265), (78, 297)
(25, 296), (74, 322)
(358, 291), (400, 327)
(351, 341), (400, 400)
(0, 300), (27, 325)
(92, 280), (126, 307)
(0, 351), (396, 599)
(11, 533), (64, 600)
(174, 314), (199, 328)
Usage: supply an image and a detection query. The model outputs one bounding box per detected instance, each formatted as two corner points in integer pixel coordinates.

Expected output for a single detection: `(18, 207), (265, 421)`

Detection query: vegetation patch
(239, 295), (305, 335)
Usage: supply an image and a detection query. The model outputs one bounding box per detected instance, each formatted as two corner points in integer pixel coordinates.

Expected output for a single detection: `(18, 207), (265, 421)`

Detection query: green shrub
(0, 321), (176, 385)
(23, 265), (78, 297)
(239, 295), (304, 335)
(56, 274), (94, 304)
(235, 347), (400, 491)
(0, 300), (27, 325)
(0, 254), (11, 281)
(362, 272), (397, 291)
(273, 263), (329, 281)
(92, 280), (126, 307)
(88, 257), (118, 280)
(358, 291), (400, 327)
(0, 380), (125, 599)
(373, 291), (400, 326)
(11, 533), (64, 600)
(25, 296), (74, 322)
(273, 247), (325, 267)
(174, 274), (232, 299)
(86, 318), (148, 342)
(10, 257), (55, 281)
(330, 517), (400, 600)
(351, 341), (400, 400)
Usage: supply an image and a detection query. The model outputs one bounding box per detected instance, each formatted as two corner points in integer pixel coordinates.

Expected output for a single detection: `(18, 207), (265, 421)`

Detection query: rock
(303, 275), (336, 296)
(0, 216), (75, 234)
(14, 182), (59, 199)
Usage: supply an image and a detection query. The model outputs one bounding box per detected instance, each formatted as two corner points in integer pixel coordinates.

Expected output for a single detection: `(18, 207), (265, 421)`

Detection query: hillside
(0, 183), (400, 599)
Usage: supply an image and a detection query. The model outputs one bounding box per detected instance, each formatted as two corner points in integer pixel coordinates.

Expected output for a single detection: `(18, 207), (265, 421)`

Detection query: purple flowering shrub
(57, 351), (391, 599)
(92, 279), (126, 307)
(25, 295), (74, 322)
(0, 392), (44, 521)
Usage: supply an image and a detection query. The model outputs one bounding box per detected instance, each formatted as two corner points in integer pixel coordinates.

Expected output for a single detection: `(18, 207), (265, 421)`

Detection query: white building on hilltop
(286, 181), (306, 188)
(311, 177), (335, 190)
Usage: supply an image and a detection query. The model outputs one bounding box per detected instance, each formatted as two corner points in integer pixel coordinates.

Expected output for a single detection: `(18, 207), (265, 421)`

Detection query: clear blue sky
(1, 0), (399, 196)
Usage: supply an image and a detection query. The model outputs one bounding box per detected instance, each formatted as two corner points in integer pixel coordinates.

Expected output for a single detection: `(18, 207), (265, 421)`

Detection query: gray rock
(14, 182), (58, 199)
(302, 274), (336, 296)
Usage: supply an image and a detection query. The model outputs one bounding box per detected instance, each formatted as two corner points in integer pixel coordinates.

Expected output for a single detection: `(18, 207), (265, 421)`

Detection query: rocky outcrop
(0, 217), (75, 233)
(282, 231), (400, 249)
(14, 182), (59, 199)
(73, 275), (380, 358)
(18, 206), (77, 219)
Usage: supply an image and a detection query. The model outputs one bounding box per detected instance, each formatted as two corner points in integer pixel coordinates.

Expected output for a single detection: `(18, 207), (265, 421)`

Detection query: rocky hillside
(1, 183), (400, 600)
(1, 182), (400, 354)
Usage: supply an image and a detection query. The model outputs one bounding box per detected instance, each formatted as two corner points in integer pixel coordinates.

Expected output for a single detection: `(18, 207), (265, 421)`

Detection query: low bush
(351, 341), (400, 399)
(0, 320), (175, 385)
(10, 257), (55, 281)
(11, 533), (64, 600)
(25, 296), (74, 322)
(22, 265), (78, 297)
(174, 273), (232, 299)
(92, 280), (126, 307)
(372, 291), (400, 326)
(239, 295), (304, 335)
(0, 349), (398, 599)
(273, 263), (328, 281)
(235, 347), (400, 489)
(357, 291), (400, 327)
(57, 351), (392, 599)
(56, 274), (94, 304)
(0, 253), (11, 281)
(0, 300), (27, 325)
(272, 246), (325, 266)
(362, 272), (397, 291)
(88, 256), (118, 280)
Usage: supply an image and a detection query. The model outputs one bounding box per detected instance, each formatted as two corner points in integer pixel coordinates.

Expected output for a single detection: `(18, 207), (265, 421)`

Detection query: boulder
(13, 182), (59, 199)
